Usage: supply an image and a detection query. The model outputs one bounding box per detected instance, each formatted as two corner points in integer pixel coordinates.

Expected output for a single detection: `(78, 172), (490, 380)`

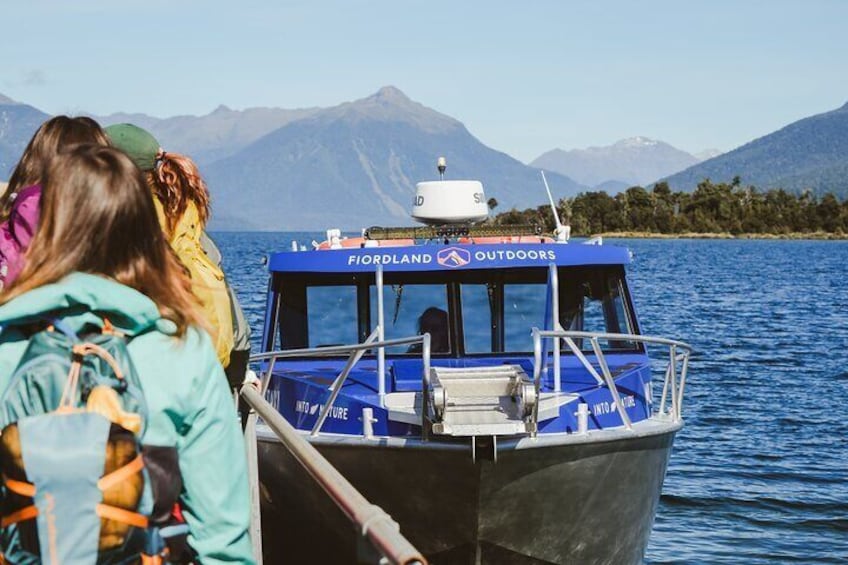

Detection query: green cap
(105, 123), (161, 172)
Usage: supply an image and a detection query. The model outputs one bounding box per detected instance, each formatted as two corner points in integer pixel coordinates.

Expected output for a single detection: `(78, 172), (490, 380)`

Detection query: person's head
(104, 123), (161, 173)
(152, 152), (210, 233)
(418, 307), (449, 353)
(2, 144), (203, 335)
(105, 123), (210, 233)
(3, 115), (110, 217)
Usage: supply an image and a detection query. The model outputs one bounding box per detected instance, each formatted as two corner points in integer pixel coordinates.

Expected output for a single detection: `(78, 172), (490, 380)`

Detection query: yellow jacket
(155, 199), (234, 367)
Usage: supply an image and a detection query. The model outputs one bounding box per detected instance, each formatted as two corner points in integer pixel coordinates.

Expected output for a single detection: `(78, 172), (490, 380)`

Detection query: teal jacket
(0, 273), (255, 564)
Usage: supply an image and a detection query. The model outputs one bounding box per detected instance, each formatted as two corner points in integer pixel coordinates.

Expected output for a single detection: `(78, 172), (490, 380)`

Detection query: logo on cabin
(436, 247), (471, 268)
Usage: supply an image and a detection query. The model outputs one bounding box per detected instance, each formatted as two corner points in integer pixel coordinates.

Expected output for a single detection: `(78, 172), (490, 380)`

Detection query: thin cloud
(3, 69), (47, 89)
(20, 70), (47, 87)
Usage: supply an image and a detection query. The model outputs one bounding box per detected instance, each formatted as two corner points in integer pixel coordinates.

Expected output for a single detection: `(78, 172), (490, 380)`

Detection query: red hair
(151, 152), (211, 235)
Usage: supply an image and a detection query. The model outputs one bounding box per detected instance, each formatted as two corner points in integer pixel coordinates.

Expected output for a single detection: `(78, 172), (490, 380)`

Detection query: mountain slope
(205, 87), (583, 230)
(531, 137), (699, 187)
(694, 148), (722, 161)
(0, 97), (50, 180)
(664, 102), (848, 195)
(97, 105), (322, 165)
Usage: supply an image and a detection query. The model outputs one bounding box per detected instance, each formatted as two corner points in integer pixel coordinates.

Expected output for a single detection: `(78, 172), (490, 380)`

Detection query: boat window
(563, 273), (636, 351)
(307, 286), (358, 347)
(461, 284), (491, 353)
(370, 284), (451, 354)
(458, 267), (637, 354)
(272, 266), (637, 356)
(504, 284), (546, 352)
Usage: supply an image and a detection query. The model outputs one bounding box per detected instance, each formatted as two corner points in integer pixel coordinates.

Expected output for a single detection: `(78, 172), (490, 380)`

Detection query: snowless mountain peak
(371, 85), (411, 104)
(324, 86), (461, 134)
(211, 104), (233, 114)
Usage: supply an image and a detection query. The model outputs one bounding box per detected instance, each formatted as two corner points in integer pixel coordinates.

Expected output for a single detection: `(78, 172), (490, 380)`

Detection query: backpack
(0, 319), (194, 564)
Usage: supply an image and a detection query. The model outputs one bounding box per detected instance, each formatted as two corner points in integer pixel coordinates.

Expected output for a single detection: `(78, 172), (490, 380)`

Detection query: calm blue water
(214, 233), (848, 564)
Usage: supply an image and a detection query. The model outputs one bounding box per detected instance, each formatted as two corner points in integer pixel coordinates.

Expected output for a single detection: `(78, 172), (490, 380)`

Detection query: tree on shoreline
(493, 179), (848, 236)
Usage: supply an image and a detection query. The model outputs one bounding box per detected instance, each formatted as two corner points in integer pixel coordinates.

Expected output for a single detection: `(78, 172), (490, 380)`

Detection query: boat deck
(265, 352), (653, 436)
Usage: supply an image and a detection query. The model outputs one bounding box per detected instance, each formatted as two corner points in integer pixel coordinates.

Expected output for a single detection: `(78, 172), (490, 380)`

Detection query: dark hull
(257, 425), (678, 564)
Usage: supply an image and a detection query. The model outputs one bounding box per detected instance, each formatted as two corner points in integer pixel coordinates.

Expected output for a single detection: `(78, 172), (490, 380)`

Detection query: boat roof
(268, 241), (631, 274)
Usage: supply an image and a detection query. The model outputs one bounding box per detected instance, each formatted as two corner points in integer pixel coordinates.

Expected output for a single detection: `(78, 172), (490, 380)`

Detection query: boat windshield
(271, 266), (638, 355)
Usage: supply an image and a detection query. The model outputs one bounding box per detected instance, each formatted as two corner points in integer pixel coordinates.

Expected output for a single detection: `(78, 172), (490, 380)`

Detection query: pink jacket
(0, 184), (41, 290)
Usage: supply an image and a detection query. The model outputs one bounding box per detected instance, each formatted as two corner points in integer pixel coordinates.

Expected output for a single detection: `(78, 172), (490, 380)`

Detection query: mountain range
(1, 88), (847, 229)
(662, 102), (848, 195)
(201, 87), (584, 229)
(530, 136), (710, 188)
(97, 105), (323, 165)
(0, 87), (584, 230)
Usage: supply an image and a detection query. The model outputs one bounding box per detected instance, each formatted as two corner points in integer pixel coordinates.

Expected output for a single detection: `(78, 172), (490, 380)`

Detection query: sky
(2, 0), (847, 163)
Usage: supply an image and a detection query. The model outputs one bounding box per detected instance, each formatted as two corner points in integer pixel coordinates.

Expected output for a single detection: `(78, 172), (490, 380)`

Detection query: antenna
(540, 170), (570, 242)
(437, 156), (446, 180)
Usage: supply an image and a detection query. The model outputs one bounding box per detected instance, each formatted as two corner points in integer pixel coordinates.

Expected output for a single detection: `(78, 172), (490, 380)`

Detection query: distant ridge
(0, 98), (50, 179)
(663, 101), (848, 196)
(592, 179), (631, 192)
(531, 137), (700, 188)
(96, 104), (322, 165)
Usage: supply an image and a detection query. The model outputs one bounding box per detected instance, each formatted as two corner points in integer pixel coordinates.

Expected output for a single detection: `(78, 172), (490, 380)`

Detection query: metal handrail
(532, 329), (693, 429)
(252, 333), (432, 436)
(249, 335), (429, 361)
(241, 384), (427, 565)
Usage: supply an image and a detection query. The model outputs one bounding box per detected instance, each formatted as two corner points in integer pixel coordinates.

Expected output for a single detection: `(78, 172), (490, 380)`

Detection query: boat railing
(532, 329), (693, 430)
(251, 331), (432, 437)
(240, 382), (428, 565)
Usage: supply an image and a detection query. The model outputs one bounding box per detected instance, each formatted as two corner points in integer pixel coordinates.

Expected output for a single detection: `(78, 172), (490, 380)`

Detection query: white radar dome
(411, 180), (488, 225)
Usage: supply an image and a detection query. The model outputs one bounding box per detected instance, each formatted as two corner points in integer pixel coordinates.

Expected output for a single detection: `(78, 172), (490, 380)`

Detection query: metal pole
(421, 333), (431, 440)
(250, 335), (426, 362)
(658, 364), (671, 417)
(669, 344), (678, 422)
(531, 329), (542, 437)
(532, 329), (542, 385)
(376, 264), (386, 406)
(260, 356), (277, 396)
(243, 410), (263, 563)
(676, 351), (690, 419)
(561, 336), (606, 386)
(312, 329), (379, 436)
(549, 263), (561, 393)
(241, 385), (427, 565)
(590, 337), (633, 430)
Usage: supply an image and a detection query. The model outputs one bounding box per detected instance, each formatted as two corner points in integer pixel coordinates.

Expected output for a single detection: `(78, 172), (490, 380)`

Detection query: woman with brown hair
(0, 144), (254, 562)
(0, 115), (110, 289)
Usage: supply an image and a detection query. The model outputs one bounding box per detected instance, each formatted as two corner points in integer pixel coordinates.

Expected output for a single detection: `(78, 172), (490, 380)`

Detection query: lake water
(214, 233), (848, 564)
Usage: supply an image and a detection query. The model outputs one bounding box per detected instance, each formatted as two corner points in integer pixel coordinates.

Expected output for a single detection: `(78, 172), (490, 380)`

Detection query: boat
(252, 163), (693, 564)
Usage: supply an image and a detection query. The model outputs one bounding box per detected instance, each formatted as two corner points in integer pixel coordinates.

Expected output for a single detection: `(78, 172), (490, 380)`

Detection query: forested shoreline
(492, 178), (848, 238)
